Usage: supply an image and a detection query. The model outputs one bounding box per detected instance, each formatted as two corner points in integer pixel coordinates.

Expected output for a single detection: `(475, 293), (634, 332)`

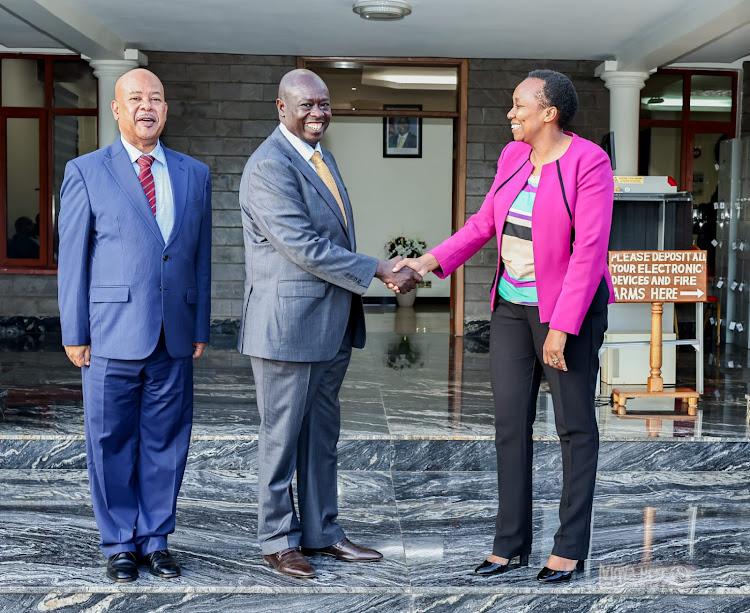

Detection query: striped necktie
(137, 154), (157, 215)
(311, 151), (347, 227)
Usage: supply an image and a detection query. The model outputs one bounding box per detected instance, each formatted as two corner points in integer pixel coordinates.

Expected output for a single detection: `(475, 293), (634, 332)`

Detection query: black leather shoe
(474, 553), (529, 576)
(106, 551), (138, 583)
(143, 550), (181, 579)
(302, 538), (382, 562)
(536, 559), (585, 583)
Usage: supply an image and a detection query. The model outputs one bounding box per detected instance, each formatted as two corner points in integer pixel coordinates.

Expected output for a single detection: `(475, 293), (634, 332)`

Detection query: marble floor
(0, 307), (749, 612)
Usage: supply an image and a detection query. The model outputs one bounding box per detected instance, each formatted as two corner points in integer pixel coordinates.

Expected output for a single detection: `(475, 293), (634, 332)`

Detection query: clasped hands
(378, 253), (570, 372)
(376, 253), (439, 294)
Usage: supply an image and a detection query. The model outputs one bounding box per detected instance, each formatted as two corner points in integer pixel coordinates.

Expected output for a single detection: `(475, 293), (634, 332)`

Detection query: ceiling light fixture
(641, 96), (731, 109)
(352, 0), (412, 21)
(385, 74), (457, 85)
(362, 67), (457, 91)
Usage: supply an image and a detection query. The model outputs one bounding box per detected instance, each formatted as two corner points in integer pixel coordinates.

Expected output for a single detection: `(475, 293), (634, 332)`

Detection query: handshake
(375, 253), (439, 294)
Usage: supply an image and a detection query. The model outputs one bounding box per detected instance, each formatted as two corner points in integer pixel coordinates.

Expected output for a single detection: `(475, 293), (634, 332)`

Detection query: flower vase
(396, 288), (416, 308)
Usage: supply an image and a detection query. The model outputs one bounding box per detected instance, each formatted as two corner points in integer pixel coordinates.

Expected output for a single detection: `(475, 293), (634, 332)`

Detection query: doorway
(297, 57), (469, 336)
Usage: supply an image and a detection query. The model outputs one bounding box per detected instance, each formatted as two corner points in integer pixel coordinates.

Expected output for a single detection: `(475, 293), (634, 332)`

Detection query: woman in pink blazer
(395, 70), (614, 583)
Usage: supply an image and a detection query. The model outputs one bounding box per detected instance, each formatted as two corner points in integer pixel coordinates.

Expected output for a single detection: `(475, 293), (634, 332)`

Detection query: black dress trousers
(489, 280), (608, 560)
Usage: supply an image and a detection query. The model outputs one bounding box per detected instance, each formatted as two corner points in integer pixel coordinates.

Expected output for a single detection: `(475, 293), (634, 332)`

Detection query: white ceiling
(678, 22), (750, 63)
(0, 8), (58, 48)
(1, 0), (749, 64)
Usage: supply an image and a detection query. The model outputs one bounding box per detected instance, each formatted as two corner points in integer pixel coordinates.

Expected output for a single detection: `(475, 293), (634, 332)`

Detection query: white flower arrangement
(384, 236), (427, 260)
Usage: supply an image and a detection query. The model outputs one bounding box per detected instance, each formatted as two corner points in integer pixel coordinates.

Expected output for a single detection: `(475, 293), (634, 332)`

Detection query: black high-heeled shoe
(536, 559), (585, 583)
(473, 553), (530, 576)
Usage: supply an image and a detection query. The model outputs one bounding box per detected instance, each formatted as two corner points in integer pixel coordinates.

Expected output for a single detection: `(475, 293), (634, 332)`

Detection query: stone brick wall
(150, 54), (609, 325)
(0, 53), (295, 321)
(0, 275), (58, 317)
(148, 52), (296, 320)
(0, 54), (610, 329)
(464, 59), (610, 323)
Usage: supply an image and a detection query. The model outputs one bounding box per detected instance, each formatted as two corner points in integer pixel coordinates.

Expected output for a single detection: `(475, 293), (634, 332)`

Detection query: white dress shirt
(121, 136), (175, 242)
(279, 123), (323, 170)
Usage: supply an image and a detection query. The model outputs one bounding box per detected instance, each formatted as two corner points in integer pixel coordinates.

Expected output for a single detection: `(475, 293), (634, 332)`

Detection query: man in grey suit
(238, 69), (420, 579)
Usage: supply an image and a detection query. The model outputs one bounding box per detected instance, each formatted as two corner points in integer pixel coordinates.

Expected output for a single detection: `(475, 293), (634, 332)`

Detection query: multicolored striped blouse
(498, 173), (540, 305)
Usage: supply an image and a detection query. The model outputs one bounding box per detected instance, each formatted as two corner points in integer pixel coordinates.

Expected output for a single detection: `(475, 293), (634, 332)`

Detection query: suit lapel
(164, 147), (188, 248)
(271, 129), (350, 241)
(104, 140), (164, 247)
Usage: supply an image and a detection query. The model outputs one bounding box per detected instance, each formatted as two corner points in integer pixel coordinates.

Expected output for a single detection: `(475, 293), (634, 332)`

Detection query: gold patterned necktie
(311, 151), (347, 227)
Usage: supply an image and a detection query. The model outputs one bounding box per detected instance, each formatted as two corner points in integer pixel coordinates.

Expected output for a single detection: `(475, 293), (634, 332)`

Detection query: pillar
(89, 59), (139, 148)
(597, 62), (649, 176)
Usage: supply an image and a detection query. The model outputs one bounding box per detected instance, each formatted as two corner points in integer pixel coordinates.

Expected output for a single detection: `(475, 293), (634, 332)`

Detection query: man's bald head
(278, 69), (327, 101)
(276, 69), (332, 146)
(111, 68), (168, 153)
(114, 68), (165, 102)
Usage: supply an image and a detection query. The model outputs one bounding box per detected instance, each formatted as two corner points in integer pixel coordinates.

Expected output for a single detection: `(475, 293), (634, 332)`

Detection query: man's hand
(543, 329), (568, 372)
(64, 345), (91, 368)
(375, 257), (422, 293)
(193, 342), (207, 360)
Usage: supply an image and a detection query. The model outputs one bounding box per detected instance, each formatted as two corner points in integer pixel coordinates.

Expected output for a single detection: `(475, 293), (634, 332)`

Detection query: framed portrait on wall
(383, 105), (422, 158)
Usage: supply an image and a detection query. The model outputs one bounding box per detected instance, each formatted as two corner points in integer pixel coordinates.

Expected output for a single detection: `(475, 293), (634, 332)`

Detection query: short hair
(527, 69), (578, 130)
(14, 216), (33, 234)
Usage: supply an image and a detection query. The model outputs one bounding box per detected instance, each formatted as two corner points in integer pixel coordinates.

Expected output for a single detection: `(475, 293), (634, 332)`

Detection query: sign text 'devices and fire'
(608, 250), (707, 303)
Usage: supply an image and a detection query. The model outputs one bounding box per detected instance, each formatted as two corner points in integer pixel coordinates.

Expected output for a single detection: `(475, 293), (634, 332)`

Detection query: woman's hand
(392, 253), (439, 277)
(385, 254), (439, 291)
(543, 329), (568, 371)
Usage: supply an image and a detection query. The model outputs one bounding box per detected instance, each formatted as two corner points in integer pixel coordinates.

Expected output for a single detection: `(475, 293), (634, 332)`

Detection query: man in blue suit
(57, 68), (211, 583)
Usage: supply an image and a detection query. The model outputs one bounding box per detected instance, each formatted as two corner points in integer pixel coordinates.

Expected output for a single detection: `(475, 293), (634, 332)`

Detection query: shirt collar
(120, 136), (166, 166)
(279, 123), (322, 162)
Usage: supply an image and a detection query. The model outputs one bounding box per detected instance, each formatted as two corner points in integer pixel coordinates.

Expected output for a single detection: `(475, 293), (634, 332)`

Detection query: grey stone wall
(148, 52), (296, 320)
(464, 59), (610, 323)
(0, 275), (58, 317)
(0, 55), (610, 328)
(0, 53), (295, 321)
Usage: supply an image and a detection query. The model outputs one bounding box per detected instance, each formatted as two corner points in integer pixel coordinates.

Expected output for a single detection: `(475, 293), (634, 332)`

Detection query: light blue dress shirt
(120, 136), (175, 242)
(279, 123), (322, 170)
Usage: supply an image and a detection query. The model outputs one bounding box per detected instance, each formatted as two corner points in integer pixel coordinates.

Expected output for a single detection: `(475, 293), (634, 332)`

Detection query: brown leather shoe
(303, 538), (383, 562)
(263, 548), (316, 578)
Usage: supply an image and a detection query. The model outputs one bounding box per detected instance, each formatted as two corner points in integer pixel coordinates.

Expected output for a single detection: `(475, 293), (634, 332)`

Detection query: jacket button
(162, 255), (169, 261)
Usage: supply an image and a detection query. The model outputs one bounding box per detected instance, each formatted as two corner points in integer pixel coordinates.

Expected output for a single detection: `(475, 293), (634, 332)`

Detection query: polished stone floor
(0, 307), (749, 612)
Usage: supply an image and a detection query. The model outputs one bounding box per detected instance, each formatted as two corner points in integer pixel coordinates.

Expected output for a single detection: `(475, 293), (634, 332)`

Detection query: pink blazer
(431, 133), (615, 335)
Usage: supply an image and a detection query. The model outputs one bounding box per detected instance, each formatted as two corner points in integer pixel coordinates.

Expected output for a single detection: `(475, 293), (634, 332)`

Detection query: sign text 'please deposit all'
(608, 250), (707, 303)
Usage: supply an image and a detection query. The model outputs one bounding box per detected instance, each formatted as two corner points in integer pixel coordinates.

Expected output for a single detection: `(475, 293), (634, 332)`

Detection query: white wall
(323, 117), (453, 297)
(648, 126), (681, 179)
(1, 59), (44, 106)
(7, 119), (40, 227)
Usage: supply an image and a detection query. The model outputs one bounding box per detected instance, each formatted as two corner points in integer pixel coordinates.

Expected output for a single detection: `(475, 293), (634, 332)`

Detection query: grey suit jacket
(237, 127), (378, 362)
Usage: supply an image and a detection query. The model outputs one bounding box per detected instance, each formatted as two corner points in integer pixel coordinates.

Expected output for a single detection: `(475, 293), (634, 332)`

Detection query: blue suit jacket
(57, 139), (212, 360)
